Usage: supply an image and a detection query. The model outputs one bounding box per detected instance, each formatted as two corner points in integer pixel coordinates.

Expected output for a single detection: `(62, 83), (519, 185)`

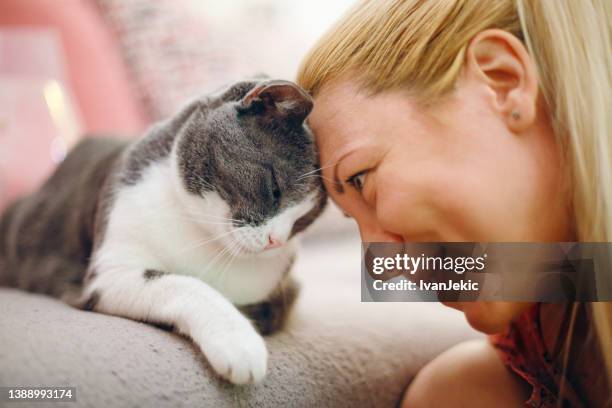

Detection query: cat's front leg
(81, 268), (267, 384)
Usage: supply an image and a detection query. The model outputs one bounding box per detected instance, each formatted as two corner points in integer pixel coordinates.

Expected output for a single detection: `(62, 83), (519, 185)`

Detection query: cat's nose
(264, 235), (282, 250)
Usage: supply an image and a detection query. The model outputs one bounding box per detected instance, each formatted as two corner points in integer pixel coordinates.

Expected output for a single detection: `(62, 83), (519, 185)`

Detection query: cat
(0, 79), (327, 384)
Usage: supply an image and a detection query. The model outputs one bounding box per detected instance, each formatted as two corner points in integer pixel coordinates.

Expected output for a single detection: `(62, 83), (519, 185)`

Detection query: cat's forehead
(205, 103), (316, 158)
(184, 78), (319, 173)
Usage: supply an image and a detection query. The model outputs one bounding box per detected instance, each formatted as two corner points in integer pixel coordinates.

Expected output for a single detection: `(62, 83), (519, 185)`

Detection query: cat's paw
(201, 327), (268, 385)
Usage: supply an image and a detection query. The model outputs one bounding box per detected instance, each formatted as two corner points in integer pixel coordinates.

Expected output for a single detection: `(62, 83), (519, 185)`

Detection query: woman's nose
(358, 222), (403, 243)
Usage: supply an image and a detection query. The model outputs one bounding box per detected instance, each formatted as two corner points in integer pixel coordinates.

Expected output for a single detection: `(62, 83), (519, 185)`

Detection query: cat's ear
(239, 80), (313, 124)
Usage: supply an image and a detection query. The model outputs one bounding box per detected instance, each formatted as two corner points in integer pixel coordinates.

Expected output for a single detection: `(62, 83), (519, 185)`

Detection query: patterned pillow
(94, 0), (302, 121)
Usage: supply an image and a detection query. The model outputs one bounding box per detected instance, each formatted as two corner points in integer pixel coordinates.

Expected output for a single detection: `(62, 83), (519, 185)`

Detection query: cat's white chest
(95, 161), (293, 305)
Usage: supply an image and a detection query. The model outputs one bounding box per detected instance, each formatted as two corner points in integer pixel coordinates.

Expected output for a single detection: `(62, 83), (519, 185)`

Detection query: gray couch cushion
(0, 235), (480, 407)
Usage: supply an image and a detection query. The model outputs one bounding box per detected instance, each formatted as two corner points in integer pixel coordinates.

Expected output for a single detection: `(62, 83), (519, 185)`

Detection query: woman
(297, 0), (611, 406)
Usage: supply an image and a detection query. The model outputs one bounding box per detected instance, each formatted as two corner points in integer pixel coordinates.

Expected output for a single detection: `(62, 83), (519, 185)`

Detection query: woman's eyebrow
(331, 149), (357, 194)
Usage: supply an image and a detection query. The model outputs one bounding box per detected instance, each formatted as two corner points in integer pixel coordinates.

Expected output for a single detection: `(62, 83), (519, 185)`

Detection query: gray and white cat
(0, 79), (326, 384)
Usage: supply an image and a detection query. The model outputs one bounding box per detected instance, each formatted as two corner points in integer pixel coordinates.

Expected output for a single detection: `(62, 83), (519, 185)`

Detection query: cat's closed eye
(265, 168), (282, 208)
(272, 186), (281, 201)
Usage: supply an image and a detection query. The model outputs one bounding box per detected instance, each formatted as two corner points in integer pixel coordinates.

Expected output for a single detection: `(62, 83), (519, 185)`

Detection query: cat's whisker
(182, 211), (241, 224)
(295, 162), (337, 180)
(214, 237), (245, 286)
(296, 174), (336, 184)
(220, 239), (239, 268)
(228, 238), (244, 259)
(201, 241), (236, 278)
(131, 205), (244, 225)
(191, 174), (216, 190)
(218, 242), (240, 288)
(181, 210), (243, 223)
(172, 228), (241, 257)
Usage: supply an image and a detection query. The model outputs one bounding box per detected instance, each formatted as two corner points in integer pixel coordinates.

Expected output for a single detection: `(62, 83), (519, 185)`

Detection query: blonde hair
(298, 0), (612, 396)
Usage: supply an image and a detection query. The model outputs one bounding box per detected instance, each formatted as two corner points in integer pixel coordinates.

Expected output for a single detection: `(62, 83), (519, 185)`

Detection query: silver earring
(511, 111), (521, 120)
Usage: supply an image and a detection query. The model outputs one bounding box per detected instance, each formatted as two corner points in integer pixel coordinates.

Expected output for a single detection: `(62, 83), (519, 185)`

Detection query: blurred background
(0, 0), (357, 238)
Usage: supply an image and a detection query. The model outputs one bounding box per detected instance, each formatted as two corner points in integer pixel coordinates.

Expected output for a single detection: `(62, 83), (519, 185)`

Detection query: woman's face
(308, 78), (572, 243)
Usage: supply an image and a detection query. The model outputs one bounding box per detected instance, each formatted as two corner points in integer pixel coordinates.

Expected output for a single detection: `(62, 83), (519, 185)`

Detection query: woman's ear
(464, 29), (538, 133)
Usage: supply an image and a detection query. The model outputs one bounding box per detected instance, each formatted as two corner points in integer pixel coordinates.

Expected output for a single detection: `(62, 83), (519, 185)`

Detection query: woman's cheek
(375, 200), (403, 235)
(374, 180), (413, 233)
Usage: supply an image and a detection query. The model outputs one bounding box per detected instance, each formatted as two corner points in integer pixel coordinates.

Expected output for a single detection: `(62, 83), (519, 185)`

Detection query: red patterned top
(490, 303), (590, 408)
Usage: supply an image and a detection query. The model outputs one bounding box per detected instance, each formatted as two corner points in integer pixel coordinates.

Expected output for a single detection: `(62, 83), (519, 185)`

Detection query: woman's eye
(347, 171), (367, 192)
